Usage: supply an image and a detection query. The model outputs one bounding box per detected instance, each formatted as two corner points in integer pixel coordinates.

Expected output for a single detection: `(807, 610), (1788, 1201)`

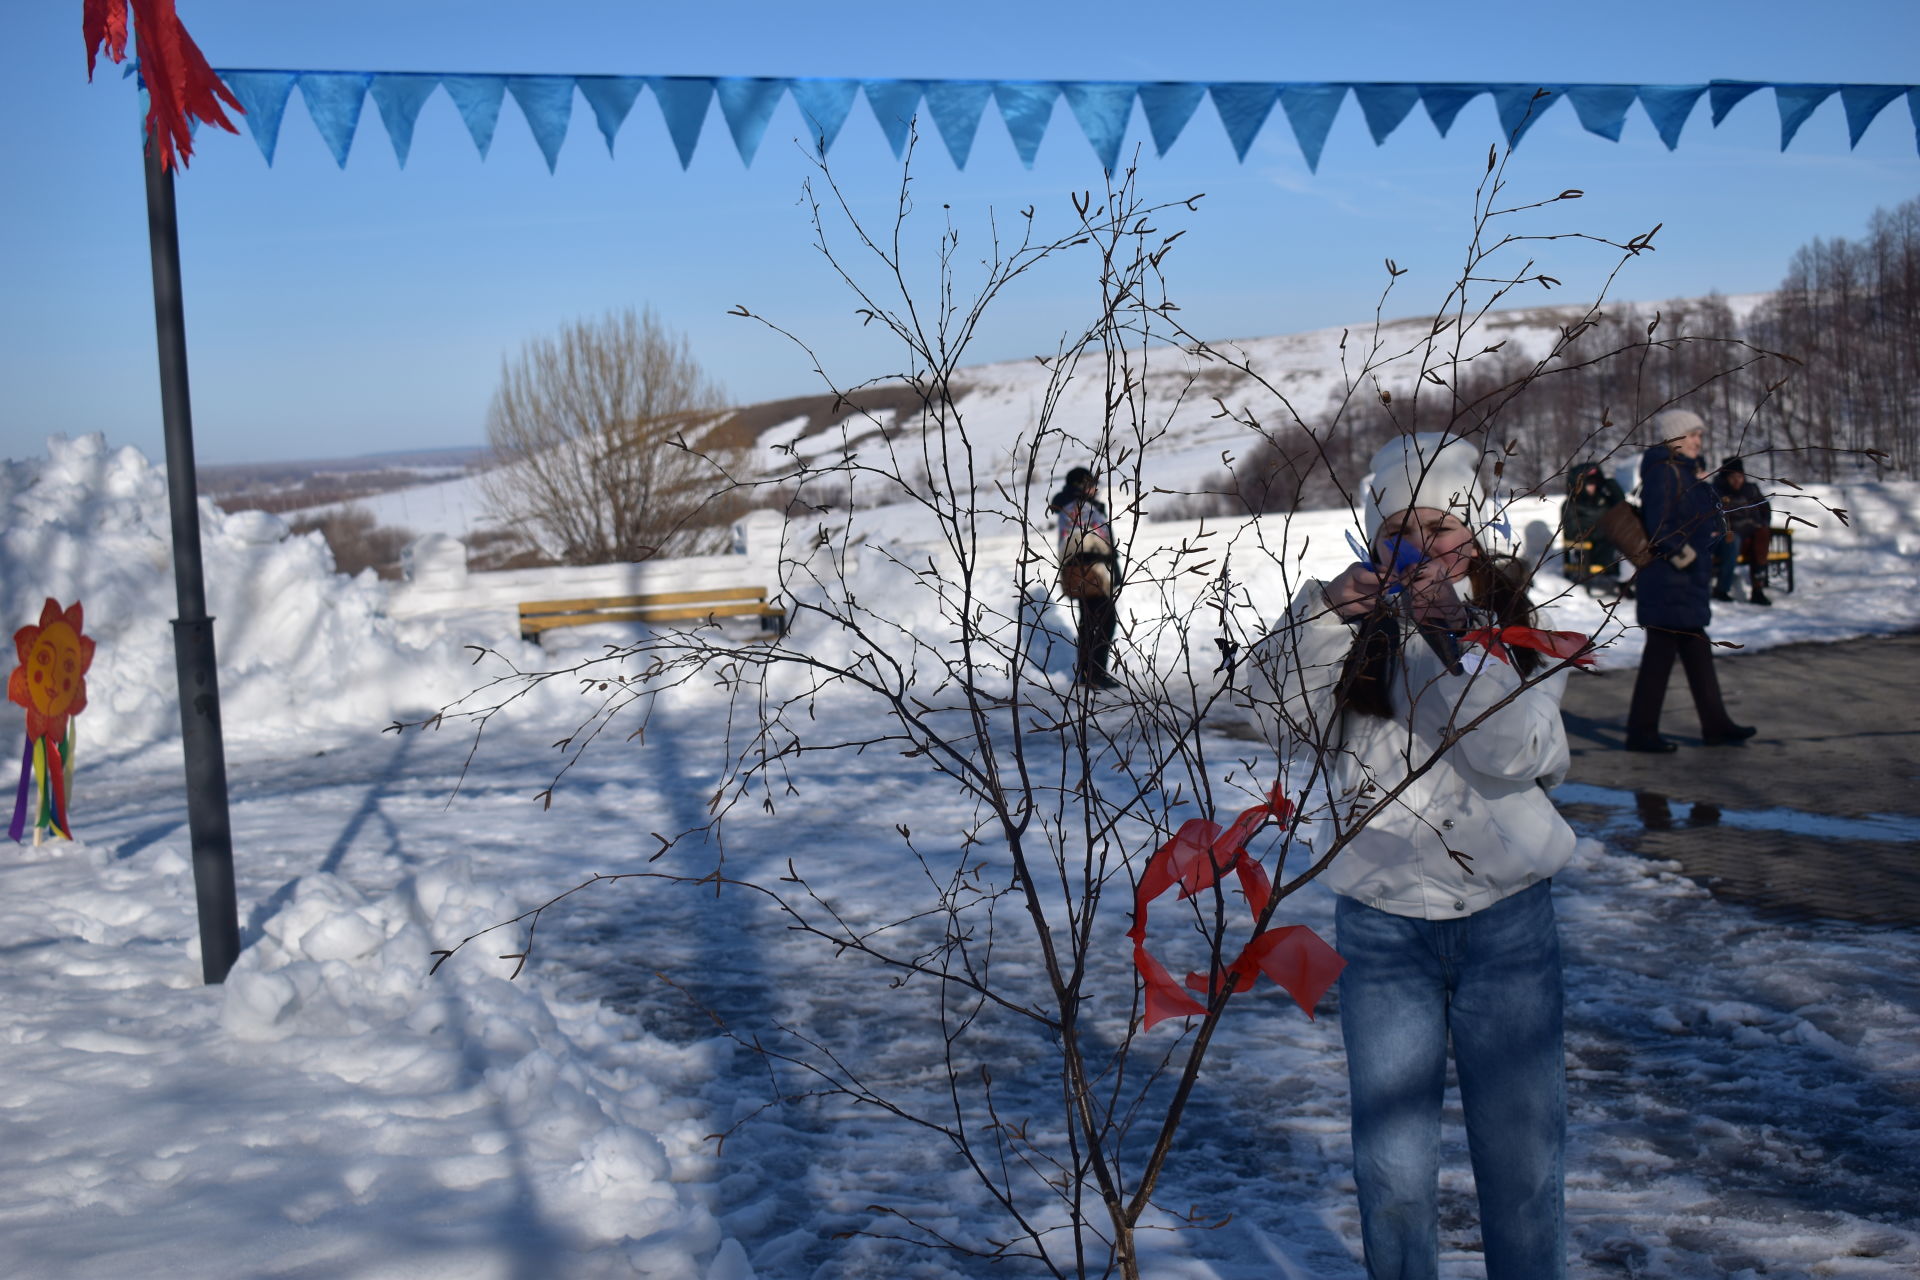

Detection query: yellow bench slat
(520, 602), (785, 634)
(520, 585), (768, 617)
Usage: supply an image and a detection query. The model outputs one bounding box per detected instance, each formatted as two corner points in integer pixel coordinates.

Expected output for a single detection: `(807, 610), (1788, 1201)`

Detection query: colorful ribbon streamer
(84, 0), (244, 170)
(1460, 625), (1598, 668)
(9, 727), (75, 843)
(1128, 784), (1345, 1030)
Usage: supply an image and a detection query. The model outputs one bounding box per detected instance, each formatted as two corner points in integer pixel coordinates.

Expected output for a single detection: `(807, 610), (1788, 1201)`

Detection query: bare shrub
(478, 306), (740, 565)
(288, 505), (415, 579)
(407, 124), (1851, 1278)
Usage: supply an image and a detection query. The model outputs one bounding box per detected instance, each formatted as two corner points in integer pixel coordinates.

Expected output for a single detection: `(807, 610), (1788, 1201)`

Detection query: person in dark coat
(1712, 456), (1774, 606)
(1624, 410), (1757, 752)
(1560, 462), (1626, 585)
(1048, 466), (1121, 690)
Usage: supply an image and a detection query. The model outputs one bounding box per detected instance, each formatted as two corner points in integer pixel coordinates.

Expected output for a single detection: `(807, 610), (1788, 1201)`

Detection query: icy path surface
(4, 693), (1915, 1279)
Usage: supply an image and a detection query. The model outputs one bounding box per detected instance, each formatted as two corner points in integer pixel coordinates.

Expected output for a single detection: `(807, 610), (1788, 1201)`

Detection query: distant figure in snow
(1712, 456), (1773, 607)
(1048, 466), (1120, 690)
(1560, 461), (1627, 589)
(1624, 409), (1758, 752)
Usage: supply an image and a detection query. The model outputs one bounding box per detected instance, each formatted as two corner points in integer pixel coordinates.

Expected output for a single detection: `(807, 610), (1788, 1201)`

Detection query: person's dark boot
(1712, 588), (1734, 602)
(1702, 724), (1758, 746)
(1749, 584), (1771, 606)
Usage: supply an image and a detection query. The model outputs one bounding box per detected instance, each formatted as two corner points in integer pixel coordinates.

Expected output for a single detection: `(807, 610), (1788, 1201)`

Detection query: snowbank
(0, 435), (474, 749)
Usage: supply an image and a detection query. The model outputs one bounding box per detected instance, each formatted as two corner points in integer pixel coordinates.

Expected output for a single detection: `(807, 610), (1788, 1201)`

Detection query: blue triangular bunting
(790, 78), (860, 154)
(1838, 85), (1903, 149)
(202, 70), (1920, 171)
(863, 79), (924, 159)
(1210, 83), (1280, 160)
(506, 76), (575, 172)
(1565, 85), (1635, 141)
(1137, 82), (1205, 156)
(1352, 83), (1419, 145)
(716, 77), (787, 165)
(443, 75), (506, 158)
(1775, 84), (1839, 150)
(1420, 84), (1487, 137)
(648, 77), (715, 169)
(576, 76), (645, 154)
(220, 70), (296, 165)
(994, 81), (1059, 168)
(1491, 85), (1556, 146)
(923, 80), (994, 168)
(297, 73), (371, 168)
(1063, 82), (1136, 172)
(368, 74), (438, 167)
(1710, 80), (1765, 126)
(1637, 85), (1706, 150)
(1278, 84), (1346, 171)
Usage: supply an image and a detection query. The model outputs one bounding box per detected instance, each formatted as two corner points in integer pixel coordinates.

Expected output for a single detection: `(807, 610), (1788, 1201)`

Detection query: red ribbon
(1128, 784), (1345, 1030)
(1460, 626), (1597, 668)
(85, 0), (244, 171)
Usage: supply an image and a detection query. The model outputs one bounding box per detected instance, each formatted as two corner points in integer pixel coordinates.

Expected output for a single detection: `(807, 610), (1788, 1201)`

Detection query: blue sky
(1, 1), (1915, 464)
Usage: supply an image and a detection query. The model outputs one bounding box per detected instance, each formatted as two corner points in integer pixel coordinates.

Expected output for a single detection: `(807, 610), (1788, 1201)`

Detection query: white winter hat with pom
(1362, 432), (1497, 546)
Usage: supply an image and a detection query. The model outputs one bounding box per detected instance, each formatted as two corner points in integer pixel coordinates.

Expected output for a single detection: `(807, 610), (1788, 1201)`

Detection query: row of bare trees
(1751, 195), (1920, 479)
(1196, 196), (1918, 518)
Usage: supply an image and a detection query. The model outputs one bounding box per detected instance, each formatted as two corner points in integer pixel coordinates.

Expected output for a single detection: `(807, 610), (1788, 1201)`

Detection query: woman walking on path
(1253, 432), (1577, 1280)
(1624, 409), (1758, 752)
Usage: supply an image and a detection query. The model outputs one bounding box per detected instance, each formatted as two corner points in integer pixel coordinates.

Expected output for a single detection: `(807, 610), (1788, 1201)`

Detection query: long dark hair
(1335, 549), (1540, 720)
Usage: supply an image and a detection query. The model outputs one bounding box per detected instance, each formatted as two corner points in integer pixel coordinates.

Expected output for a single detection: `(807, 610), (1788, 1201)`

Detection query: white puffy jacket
(1249, 580), (1577, 920)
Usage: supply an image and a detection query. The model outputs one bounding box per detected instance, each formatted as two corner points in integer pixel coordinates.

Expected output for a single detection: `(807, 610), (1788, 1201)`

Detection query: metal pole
(142, 134), (241, 984)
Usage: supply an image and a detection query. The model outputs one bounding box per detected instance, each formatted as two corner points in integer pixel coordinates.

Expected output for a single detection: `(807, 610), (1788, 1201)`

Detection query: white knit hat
(1361, 432), (1491, 545)
(1650, 407), (1706, 443)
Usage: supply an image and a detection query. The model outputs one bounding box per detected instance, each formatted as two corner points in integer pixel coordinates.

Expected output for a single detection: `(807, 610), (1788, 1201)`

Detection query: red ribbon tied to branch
(1460, 626), (1597, 669)
(84, 0), (243, 171)
(1128, 784), (1345, 1031)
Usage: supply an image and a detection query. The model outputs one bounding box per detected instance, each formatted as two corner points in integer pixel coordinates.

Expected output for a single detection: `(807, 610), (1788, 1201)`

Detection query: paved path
(1557, 631), (1920, 926)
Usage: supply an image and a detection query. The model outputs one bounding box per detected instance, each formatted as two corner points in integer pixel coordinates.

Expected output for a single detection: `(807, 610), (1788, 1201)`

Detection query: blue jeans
(1335, 881), (1566, 1280)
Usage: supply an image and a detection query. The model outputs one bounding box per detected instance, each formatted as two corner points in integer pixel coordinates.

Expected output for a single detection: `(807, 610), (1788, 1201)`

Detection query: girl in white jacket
(1252, 433), (1577, 1280)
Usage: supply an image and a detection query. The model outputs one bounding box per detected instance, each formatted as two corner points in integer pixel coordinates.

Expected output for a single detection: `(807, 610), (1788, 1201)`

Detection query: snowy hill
(281, 295), (1772, 548)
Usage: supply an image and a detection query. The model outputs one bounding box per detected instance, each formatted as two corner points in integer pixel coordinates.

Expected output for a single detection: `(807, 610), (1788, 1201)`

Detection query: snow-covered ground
(2, 432), (1918, 1278)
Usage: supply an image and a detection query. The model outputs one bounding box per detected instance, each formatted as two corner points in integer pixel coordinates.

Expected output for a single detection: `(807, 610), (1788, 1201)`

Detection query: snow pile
(221, 856), (729, 1274)
(0, 833), (742, 1279)
(0, 434), (471, 748)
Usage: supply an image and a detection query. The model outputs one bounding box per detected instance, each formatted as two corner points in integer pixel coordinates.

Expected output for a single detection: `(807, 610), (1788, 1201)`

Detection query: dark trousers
(1075, 593), (1116, 680)
(1627, 628), (1737, 740)
(1714, 526), (1771, 593)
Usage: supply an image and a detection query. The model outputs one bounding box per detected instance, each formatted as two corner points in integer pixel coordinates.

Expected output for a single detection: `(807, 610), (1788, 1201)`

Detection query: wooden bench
(1559, 526), (1793, 593)
(519, 586), (786, 641)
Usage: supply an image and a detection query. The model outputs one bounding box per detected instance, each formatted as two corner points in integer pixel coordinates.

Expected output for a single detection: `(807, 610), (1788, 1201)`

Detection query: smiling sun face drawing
(8, 599), (95, 743)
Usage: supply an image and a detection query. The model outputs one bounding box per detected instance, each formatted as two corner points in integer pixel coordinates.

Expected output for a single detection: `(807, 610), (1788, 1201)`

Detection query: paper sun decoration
(9, 599), (96, 842)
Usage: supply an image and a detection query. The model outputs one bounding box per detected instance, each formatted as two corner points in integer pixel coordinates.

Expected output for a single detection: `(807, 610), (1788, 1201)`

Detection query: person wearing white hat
(1624, 409), (1758, 752)
(1251, 431), (1574, 1280)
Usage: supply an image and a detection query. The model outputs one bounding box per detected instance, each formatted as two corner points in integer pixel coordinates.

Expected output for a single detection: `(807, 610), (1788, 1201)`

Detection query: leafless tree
(479, 306), (737, 564)
(409, 115), (1846, 1278)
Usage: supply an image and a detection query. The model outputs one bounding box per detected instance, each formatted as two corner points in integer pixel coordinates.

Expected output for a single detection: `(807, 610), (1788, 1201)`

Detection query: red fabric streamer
(1128, 784), (1345, 1030)
(1461, 625), (1597, 669)
(84, 0), (243, 171)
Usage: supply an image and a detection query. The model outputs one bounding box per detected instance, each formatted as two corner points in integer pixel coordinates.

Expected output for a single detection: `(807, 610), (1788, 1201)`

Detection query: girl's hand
(1323, 562), (1386, 619)
(1404, 563), (1470, 628)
